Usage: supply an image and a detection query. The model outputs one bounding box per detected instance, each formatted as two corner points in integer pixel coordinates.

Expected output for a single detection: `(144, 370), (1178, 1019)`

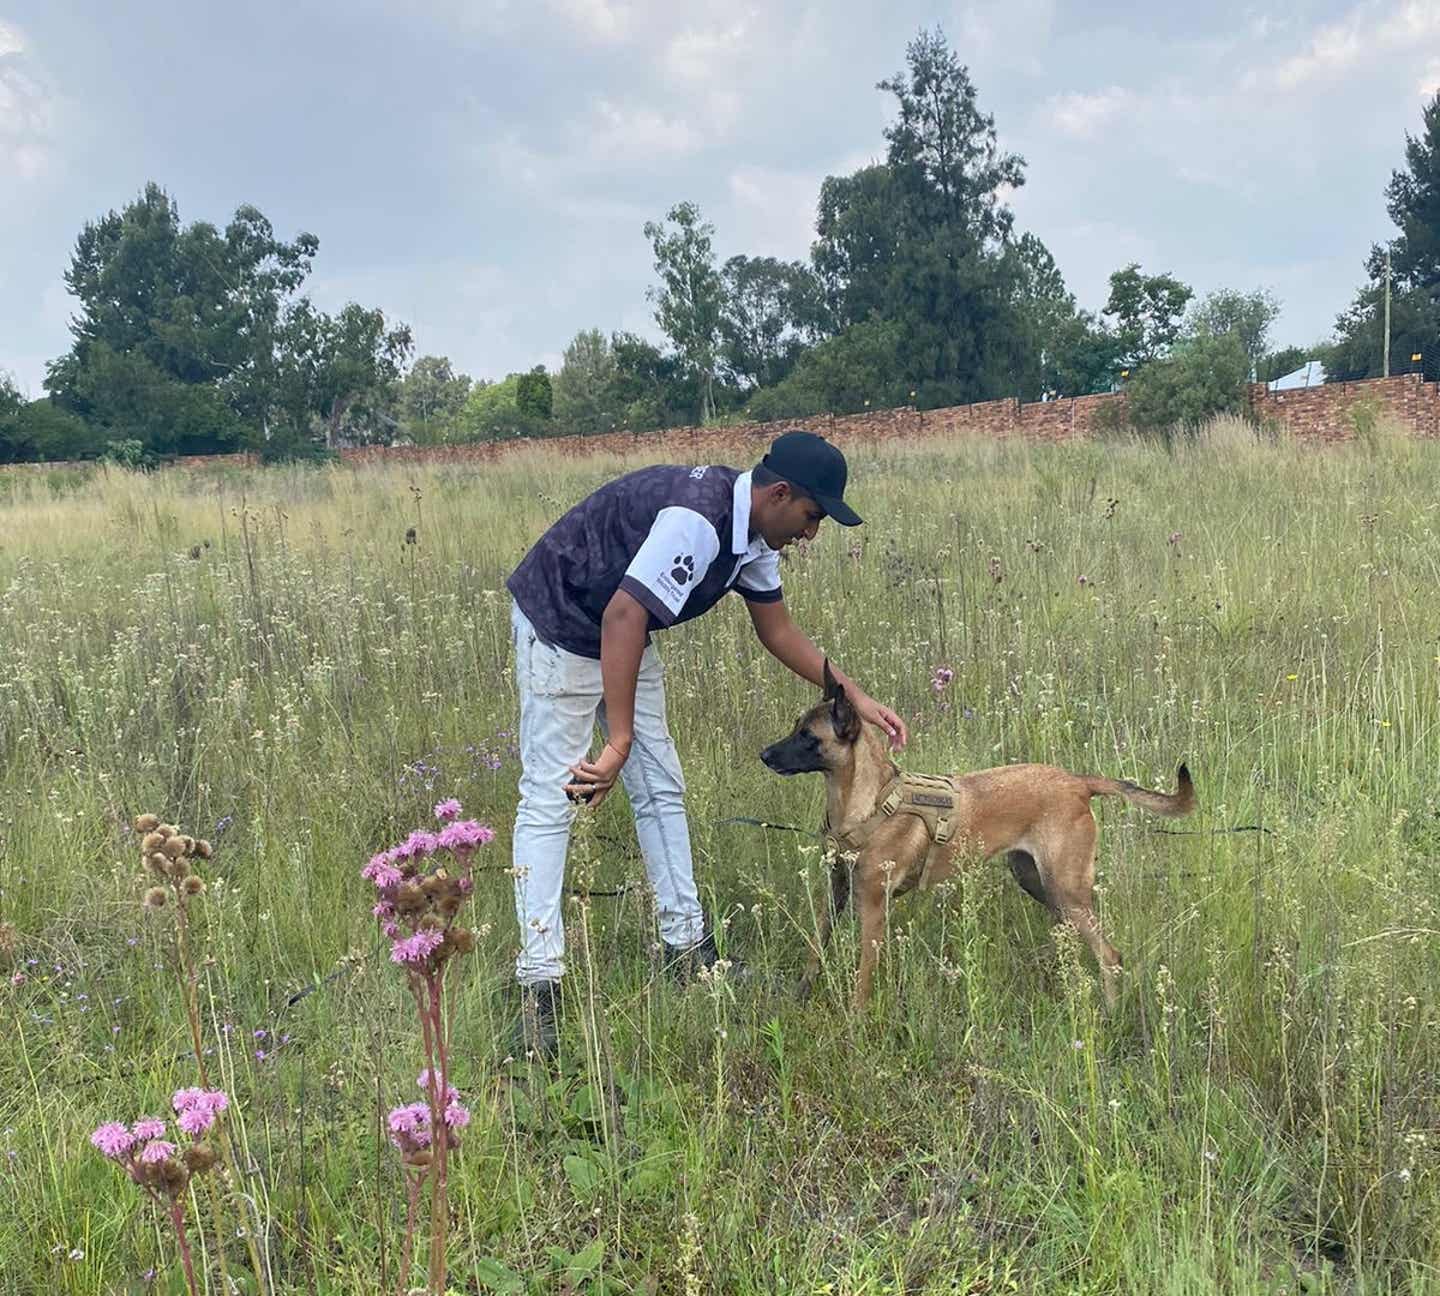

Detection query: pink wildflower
(177, 1107), (216, 1136)
(390, 928), (445, 965)
(139, 1140), (178, 1165)
(172, 1087), (206, 1113)
(364, 857), (403, 889)
(433, 798), (462, 823)
(90, 1123), (134, 1160)
(387, 1103), (428, 1135)
(373, 900), (396, 919)
(404, 830), (440, 858)
(173, 1088), (228, 1120)
(444, 1101), (471, 1129)
(931, 666), (954, 694)
(131, 1118), (167, 1141)
(382, 922), (400, 940)
(437, 820), (494, 852)
(417, 1070), (461, 1103)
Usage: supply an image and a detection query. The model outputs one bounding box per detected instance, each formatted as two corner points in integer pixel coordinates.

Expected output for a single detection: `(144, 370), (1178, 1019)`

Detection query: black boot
(513, 979), (560, 1061)
(661, 932), (746, 986)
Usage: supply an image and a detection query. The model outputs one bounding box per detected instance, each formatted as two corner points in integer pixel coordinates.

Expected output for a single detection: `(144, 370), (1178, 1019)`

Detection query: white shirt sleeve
(618, 506), (722, 624)
(734, 547), (783, 602)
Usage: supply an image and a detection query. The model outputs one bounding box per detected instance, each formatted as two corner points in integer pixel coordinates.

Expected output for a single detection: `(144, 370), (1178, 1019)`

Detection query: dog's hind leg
(1040, 816), (1123, 1010)
(799, 858), (851, 1000)
(1007, 850), (1051, 910)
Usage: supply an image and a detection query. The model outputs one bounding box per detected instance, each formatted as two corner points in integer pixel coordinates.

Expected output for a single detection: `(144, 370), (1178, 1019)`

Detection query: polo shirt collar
(731, 469), (753, 555)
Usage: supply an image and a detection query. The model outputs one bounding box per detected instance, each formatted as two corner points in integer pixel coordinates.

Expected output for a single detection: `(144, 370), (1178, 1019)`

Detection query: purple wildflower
(417, 1070), (460, 1103)
(139, 1140), (177, 1165)
(390, 928), (445, 966)
(90, 1123), (134, 1160)
(437, 820), (495, 852)
(931, 666), (954, 694)
(131, 1118), (167, 1141)
(433, 798), (462, 823)
(444, 1101), (471, 1129)
(176, 1107), (215, 1136)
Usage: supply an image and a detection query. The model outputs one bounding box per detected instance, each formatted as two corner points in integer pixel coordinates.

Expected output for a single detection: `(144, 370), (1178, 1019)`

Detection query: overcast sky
(3, 1), (1437, 396)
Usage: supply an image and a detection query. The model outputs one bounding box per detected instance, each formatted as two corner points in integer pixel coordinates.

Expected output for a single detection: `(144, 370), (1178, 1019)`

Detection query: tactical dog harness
(821, 770), (963, 891)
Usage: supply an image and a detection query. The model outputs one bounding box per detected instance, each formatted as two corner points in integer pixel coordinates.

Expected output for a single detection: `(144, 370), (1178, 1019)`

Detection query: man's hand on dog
(849, 688), (908, 750)
(565, 737), (631, 808)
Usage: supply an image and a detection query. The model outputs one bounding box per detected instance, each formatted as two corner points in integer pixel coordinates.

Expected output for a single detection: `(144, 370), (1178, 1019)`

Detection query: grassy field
(1, 424), (1438, 1295)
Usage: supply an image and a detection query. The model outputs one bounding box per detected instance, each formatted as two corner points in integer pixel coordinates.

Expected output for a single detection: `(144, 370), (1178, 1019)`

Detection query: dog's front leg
(852, 873), (888, 1009)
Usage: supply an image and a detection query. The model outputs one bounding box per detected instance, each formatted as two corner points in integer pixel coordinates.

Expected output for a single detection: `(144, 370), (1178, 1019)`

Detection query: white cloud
(1046, 86), (1139, 139)
(1419, 56), (1440, 99)
(1258, 1), (1440, 93)
(956, 0), (1055, 74)
(546, 0), (633, 45)
(0, 21), (54, 184)
(580, 98), (702, 164)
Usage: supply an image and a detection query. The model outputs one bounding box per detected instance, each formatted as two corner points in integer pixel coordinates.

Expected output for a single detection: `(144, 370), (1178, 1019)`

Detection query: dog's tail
(1086, 763), (1195, 818)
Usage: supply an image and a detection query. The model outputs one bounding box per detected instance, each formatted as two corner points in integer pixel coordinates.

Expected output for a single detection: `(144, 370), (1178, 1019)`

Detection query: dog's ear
(822, 658), (843, 703)
(830, 681), (861, 743)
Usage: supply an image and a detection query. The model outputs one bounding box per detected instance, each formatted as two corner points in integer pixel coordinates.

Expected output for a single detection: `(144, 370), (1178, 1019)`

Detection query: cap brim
(816, 494), (862, 527)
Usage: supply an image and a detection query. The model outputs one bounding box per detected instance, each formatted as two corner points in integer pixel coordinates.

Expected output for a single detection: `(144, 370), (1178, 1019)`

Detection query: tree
(643, 202), (724, 422)
(1120, 332), (1250, 439)
(42, 182), (411, 461)
(806, 28), (1028, 401)
(1185, 288), (1280, 378)
(399, 356), (472, 444)
(552, 330), (618, 435)
(1, 374), (94, 463)
(607, 331), (697, 431)
(46, 183), (319, 453)
(1103, 264), (1193, 370)
(812, 165), (901, 332)
(1380, 90), (1440, 298)
(718, 256), (821, 391)
(514, 366), (553, 421)
(1327, 279), (1438, 380)
(267, 300), (413, 449)
(746, 320), (907, 420)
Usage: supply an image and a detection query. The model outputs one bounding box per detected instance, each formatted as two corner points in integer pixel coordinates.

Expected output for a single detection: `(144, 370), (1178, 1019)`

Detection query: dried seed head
(133, 814), (161, 834)
(148, 852), (171, 876)
(144, 886), (168, 910)
(449, 927), (476, 955)
(157, 824), (178, 839)
(394, 883), (426, 915)
(404, 1148), (432, 1168)
(195, 840), (214, 860)
(141, 832), (166, 853)
(183, 1144), (218, 1173)
(180, 836), (196, 856)
(182, 876), (205, 897)
(162, 837), (187, 860)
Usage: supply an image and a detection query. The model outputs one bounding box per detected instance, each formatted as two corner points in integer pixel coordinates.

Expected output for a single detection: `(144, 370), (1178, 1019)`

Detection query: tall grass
(0, 431), (1437, 1293)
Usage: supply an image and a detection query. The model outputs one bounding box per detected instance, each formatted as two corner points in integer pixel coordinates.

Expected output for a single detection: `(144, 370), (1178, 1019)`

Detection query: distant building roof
(1267, 360), (1326, 390)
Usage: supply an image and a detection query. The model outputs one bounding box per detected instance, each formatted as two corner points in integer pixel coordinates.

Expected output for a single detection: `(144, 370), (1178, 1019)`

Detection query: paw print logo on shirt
(671, 554), (695, 585)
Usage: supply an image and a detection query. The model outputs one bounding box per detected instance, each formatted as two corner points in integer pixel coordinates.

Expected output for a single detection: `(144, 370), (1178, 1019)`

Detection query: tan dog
(760, 663), (1195, 1009)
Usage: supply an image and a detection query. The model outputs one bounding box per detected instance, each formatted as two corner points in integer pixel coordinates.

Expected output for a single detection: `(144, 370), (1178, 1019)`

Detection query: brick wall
(1247, 372), (1440, 442)
(7, 374), (1440, 476)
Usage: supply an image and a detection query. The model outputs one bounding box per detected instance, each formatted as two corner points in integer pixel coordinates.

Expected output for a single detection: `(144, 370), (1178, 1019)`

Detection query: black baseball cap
(761, 430), (863, 527)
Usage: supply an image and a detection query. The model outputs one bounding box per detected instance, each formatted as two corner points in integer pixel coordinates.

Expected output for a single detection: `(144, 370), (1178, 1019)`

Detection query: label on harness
(910, 792), (954, 809)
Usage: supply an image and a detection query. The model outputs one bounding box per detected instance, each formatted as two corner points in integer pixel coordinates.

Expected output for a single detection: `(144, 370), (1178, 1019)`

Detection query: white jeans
(510, 602), (705, 985)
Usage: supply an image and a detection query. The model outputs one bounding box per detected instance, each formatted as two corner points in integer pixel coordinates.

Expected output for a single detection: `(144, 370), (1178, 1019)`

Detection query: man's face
(762, 485), (825, 549)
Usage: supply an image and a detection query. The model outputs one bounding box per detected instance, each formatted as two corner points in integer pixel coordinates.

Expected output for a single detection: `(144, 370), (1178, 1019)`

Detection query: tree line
(3, 28), (1437, 464)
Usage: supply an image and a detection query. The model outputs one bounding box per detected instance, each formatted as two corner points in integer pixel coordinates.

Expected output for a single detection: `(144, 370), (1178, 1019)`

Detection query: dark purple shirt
(506, 464), (783, 658)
